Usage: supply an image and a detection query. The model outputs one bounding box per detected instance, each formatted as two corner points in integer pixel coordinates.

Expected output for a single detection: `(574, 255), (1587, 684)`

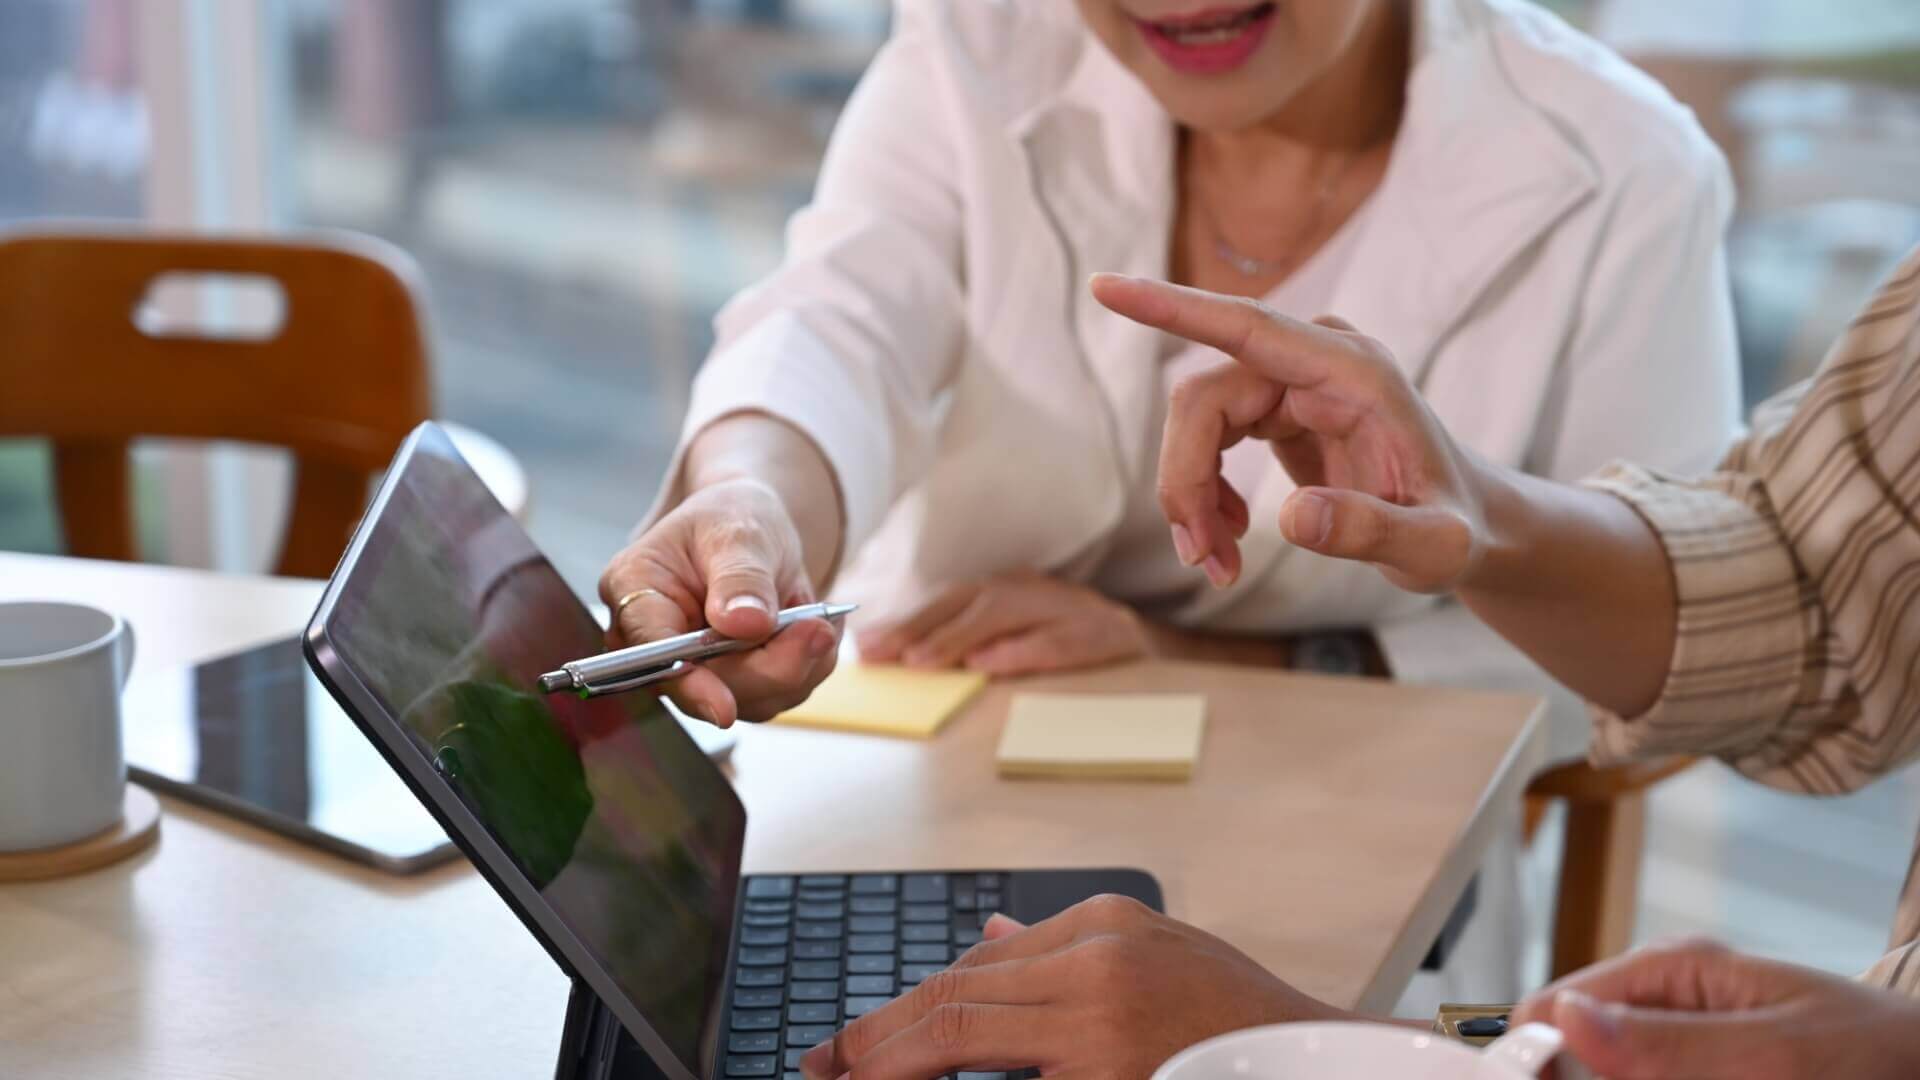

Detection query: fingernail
(799, 1044), (830, 1080)
(725, 595), (771, 616)
(1559, 990), (1618, 1043)
(1287, 493), (1333, 547)
(1202, 556), (1232, 588)
(1171, 523), (1201, 566)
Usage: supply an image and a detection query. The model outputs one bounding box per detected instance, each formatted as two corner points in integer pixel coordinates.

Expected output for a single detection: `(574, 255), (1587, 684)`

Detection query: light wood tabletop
(0, 552), (1544, 1079)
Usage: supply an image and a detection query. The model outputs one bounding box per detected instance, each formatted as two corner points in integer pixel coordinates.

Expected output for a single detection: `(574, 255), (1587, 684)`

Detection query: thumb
(1548, 991), (1764, 1080)
(698, 542), (782, 640)
(1279, 488), (1472, 593)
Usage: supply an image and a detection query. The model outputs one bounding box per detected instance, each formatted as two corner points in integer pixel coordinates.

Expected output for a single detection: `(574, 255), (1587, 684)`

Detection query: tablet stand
(554, 977), (673, 1080)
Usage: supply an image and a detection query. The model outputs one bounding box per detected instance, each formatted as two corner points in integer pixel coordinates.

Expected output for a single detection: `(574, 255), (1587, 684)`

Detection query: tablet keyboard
(721, 871), (1022, 1080)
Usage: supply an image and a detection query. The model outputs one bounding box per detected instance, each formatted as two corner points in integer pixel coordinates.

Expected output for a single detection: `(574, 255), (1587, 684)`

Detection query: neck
(1189, 0), (1410, 180)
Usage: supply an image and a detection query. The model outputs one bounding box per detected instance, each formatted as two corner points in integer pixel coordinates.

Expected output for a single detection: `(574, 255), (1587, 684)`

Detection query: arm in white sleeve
(650, 3), (970, 557)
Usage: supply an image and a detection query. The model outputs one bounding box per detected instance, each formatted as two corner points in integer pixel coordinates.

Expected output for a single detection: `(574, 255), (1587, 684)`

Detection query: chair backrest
(0, 228), (434, 577)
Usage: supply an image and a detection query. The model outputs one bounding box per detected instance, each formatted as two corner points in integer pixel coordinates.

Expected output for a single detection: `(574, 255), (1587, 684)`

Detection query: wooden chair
(1526, 756), (1698, 978)
(0, 229), (433, 578)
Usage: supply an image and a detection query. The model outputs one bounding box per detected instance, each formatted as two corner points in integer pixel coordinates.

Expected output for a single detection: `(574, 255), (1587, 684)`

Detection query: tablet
(125, 636), (738, 875)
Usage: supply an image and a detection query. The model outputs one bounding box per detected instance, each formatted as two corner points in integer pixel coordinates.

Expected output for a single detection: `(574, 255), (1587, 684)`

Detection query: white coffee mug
(0, 601), (136, 852)
(1153, 1021), (1573, 1080)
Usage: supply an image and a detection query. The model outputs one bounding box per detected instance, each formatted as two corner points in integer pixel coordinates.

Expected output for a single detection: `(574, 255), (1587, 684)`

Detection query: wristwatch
(1291, 631), (1369, 676)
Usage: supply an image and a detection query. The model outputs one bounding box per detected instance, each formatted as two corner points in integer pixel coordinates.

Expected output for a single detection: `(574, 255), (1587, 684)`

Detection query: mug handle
(1481, 1023), (1576, 1077)
(115, 618), (137, 689)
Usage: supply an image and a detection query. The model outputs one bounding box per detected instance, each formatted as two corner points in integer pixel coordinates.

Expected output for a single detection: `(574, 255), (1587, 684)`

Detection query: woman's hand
(857, 574), (1153, 677)
(1515, 939), (1920, 1079)
(799, 895), (1345, 1080)
(1090, 273), (1490, 594)
(598, 477), (840, 727)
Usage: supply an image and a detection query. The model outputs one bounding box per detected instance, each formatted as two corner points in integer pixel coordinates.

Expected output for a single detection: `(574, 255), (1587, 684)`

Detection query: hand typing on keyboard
(798, 894), (1347, 1080)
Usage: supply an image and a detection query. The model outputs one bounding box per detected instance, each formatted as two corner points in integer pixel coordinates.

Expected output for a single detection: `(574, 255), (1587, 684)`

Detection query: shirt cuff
(637, 311), (891, 567)
(1581, 462), (1813, 768)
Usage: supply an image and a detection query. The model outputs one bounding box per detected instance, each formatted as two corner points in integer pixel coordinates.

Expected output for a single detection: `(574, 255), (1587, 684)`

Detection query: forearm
(684, 412), (846, 590)
(1458, 459), (1676, 718)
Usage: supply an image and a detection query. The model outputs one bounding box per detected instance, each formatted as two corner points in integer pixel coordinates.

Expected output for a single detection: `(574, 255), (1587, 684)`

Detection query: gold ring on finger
(612, 588), (667, 620)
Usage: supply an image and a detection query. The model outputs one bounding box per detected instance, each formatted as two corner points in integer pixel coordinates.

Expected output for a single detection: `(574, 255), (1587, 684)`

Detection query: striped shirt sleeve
(1578, 243), (1920, 994)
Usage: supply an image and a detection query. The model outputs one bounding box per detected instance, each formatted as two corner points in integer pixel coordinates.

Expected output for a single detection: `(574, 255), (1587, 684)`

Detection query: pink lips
(1134, 3), (1277, 76)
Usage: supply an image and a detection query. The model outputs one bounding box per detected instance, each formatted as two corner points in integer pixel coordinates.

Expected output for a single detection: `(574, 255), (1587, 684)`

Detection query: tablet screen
(322, 434), (745, 1073)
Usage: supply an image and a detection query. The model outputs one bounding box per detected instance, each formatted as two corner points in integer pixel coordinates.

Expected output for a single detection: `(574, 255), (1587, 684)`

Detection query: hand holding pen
(592, 479), (843, 728)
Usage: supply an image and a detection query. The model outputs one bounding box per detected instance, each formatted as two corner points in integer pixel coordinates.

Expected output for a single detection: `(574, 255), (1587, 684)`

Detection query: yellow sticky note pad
(774, 663), (987, 739)
(996, 693), (1207, 781)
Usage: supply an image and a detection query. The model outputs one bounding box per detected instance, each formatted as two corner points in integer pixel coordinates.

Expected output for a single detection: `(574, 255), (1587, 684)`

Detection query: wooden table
(0, 553), (1545, 1079)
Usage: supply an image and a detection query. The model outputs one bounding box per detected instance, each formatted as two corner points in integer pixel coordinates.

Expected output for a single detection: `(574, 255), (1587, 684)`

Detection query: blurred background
(2, 0), (1918, 984)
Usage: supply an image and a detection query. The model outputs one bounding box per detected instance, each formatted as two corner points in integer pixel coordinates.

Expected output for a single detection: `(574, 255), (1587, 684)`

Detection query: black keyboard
(719, 871), (1022, 1080)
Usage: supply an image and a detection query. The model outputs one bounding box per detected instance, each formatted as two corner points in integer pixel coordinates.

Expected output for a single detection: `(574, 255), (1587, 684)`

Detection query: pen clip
(576, 660), (694, 699)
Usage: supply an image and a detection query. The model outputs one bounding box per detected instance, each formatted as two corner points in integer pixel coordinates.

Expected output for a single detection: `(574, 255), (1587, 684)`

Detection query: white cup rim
(0, 600), (125, 669)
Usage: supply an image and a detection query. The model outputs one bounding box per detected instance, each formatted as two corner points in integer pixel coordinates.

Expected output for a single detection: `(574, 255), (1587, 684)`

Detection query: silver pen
(538, 601), (856, 698)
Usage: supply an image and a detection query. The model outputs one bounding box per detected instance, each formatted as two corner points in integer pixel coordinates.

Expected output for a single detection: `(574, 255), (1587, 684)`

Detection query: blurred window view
(2, 0), (1917, 591)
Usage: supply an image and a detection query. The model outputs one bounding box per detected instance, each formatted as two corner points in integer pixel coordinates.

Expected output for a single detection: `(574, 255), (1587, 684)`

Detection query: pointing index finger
(1089, 273), (1340, 387)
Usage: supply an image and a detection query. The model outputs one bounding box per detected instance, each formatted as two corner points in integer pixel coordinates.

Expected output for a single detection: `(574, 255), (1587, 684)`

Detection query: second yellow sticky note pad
(774, 663), (987, 739)
(996, 692), (1207, 781)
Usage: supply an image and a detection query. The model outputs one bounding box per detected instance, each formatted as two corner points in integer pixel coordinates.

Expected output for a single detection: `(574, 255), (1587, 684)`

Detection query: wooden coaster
(0, 784), (161, 883)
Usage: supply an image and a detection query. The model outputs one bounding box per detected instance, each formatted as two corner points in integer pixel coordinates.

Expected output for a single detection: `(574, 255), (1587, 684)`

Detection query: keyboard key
(747, 877), (796, 900)
(848, 915), (897, 934)
(795, 922), (845, 941)
(960, 1072), (1010, 1080)
(902, 944), (950, 964)
(952, 892), (978, 913)
(844, 996), (891, 1019)
(851, 875), (897, 895)
(954, 927), (984, 948)
(789, 981), (839, 1002)
(732, 1010), (781, 1032)
(845, 974), (896, 996)
(737, 968), (786, 988)
(739, 948), (788, 967)
(901, 904), (947, 923)
(974, 873), (1001, 890)
(730, 1032), (780, 1054)
(736, 988), (784, 1010)
(846, 954), (894, 975)
(788, 1003), (838, 1025)
(977, 892), (1002, 913)
(745, 899), (794, 915)
(744, 911), (792, 928)
(785, 1048), (810, 1071)
(787, 1025), (834, 1048)
(850, 896), (898, 915)
(901, 874), (949, 903)
(902, 924), (948, 943)
(800, 875), (847, 888)
(791, 960), (839, 981)
(726, 1054), (778, 1077)
(786, 1073), (803, 1080)
(793, 941), (842, 960)
(848, 934), (896, 954)
(900, 963), (945, 985)
(797, 901), (846, 921)
(741, 927), (791, 948)
(799, 888), (846, 904)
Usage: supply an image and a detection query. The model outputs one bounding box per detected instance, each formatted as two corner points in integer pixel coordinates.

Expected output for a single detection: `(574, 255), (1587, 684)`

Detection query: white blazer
(659, 0), (1742, 754)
